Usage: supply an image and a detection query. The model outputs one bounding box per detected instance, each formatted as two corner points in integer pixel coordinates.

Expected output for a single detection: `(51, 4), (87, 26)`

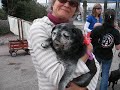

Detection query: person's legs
(100, 59), (112, 90)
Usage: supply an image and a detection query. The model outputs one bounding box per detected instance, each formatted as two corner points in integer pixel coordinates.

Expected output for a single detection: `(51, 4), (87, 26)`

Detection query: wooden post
(83, 0), (87, 22)
(104, 0), (107, 13)
(17, 19), (21, 40)
(21, 20), (24, 41)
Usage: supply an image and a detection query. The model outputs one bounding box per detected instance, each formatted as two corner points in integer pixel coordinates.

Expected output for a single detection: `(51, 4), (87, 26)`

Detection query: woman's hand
(87, 43), (93, 52)
(81, 43), (93, 63)
(65, 82), (88, 90)
(93, 23), (102, 28)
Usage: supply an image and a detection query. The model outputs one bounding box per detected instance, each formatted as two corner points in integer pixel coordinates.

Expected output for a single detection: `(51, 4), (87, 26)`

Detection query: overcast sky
(37, 0), (48, 3)
(0, 0), (2, 8)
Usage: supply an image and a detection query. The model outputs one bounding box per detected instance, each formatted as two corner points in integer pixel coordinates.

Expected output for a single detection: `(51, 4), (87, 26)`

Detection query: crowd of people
(27, 0), (120, 90)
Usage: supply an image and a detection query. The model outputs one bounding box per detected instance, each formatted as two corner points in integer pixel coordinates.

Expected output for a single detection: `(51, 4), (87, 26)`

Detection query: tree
(2, 0), (18, 15)
(14, 1), (47, 21)
(1, 0), (8, 14)
(1, 0), (47, 21)
(0, 9), (7, 20)
(83, 0), (87, 22)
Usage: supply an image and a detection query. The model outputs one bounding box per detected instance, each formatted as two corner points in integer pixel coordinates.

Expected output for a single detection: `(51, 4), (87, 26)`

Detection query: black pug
(42, 23), (97, 90)
(108, 64), (120, 90)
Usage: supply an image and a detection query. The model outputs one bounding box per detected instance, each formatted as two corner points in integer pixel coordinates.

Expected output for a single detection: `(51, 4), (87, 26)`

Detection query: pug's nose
(54, 38), (60, 43)
(54, 34), (61, 42)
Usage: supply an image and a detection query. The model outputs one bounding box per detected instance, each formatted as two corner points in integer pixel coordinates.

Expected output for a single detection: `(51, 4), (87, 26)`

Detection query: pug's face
(51, 23), (83, 52)
(52, 28), (73, 51)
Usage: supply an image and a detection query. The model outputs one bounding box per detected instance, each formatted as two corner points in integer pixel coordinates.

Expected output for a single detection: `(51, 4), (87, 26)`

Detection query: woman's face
(52, 0), (78, 20)
(95, 7), (102, 15)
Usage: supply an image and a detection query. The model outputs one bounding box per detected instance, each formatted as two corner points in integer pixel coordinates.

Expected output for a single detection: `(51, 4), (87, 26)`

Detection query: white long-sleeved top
(27, 16), (100, 90)
(84, 21), (92, 33)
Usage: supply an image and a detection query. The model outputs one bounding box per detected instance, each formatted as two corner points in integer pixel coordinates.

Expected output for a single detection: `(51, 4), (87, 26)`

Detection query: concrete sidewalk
(0, 45), (38, 90)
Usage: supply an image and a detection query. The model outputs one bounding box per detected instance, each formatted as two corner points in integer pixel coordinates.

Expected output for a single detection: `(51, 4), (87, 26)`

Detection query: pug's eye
(52, 31), (57, 40)
(52, 32), (56, 36)
(62, 32), (70, 40)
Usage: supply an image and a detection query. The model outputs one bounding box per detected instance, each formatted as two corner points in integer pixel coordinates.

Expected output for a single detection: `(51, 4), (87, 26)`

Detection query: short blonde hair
(92, 3), (102, 17)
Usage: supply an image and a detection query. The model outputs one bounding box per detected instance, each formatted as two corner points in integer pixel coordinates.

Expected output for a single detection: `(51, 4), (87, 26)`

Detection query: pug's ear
(51, 26), (56, 33)
(71, 28), (78, 36)
(72, 28), (83, 37)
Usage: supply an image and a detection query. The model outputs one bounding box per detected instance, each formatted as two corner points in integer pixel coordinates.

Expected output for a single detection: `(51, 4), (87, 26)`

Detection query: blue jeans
(95, 56), (112, 90)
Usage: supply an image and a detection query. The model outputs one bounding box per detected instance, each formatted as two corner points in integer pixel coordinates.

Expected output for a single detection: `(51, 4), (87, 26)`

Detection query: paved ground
(0, 45), (38, 90)
(0, 21), (120, 90)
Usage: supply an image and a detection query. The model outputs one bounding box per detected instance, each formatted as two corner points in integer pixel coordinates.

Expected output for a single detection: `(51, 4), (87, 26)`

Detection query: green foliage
(2, 0), (47, 21)
(0, 20), (10, 36)
(0, 26), (10, 36)
(2, 0), (17, 15)
(14, 1), (47, 21)
(0, 9), (7, 20)
(1, 0), (7, 13)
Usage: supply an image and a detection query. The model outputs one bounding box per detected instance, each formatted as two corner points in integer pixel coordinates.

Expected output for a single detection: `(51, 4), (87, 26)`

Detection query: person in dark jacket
(90, 9), (120, 90)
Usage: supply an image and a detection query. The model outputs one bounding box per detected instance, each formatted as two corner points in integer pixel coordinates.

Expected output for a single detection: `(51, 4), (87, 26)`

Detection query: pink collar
(47, 13), (68, 25)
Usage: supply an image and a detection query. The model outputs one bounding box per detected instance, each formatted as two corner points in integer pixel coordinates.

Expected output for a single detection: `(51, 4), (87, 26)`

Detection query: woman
(28, 0), (100, 90)
(84, 3), (102, 37)
(90, 9), (120, 90)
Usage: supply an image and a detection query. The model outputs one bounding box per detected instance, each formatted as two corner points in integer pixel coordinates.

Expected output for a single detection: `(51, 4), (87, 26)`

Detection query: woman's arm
(84, 22), (92, 33)
(87, 54), (100, 90)
(66, 82), (88, 90)
(81, 43), (93, 63)
(28, 21), (65, 86)
(115, 44), (120, 50)
(66, 56), (100, 90)
(114, 29), (120, 50)
(73, 44), (100, 90)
